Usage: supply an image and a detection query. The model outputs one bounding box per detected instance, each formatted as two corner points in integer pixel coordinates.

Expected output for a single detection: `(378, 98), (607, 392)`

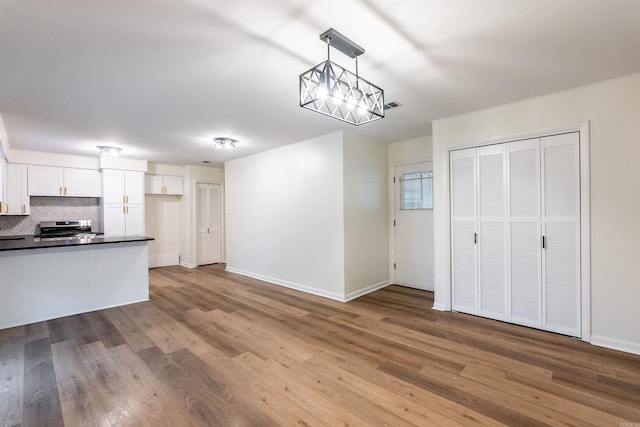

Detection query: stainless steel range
(35, 220), (97, 241)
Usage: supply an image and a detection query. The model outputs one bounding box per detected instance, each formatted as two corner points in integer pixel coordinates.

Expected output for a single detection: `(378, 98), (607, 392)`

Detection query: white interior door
(196, 183), (222, 266)
(477, 145), (508, 321)
(508, 138), (542, 328)
(541, 133), (581, 337)
(450, 148), (478, 314)
(393, 162), (434, 291)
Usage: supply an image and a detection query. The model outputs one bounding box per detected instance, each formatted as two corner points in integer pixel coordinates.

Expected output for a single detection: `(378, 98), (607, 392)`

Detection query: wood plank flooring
(1, 263), (639, 426)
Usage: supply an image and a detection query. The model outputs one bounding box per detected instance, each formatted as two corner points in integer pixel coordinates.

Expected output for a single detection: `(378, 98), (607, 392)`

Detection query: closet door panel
(478, 221), (506, 317)
(450, 148), (477, 314)
(544, 222), (578, 334)
(542, 133), (580, 337)
(477, 146), (507, 320)
(508, 140), (541, 327)
(510, 222), (540, 325)
(452, 222), (477, 311)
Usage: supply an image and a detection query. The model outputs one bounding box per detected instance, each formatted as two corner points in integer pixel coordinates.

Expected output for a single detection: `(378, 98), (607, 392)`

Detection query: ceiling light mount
(213, 137), (238, 149)
(299, 28), (384, 126)
(97, 145), (122, 157)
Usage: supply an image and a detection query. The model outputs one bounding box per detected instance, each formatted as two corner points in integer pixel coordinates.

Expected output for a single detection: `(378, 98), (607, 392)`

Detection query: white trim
(578, 123), (591, 341)
(432, 302), (447, 311)
(179, 261), (197, 269)
(149, 253), (179, 268)
(443, 122), (591, 341)
(344, 280), (390, 302)
(591, 335), (640, 356)
(225, 267), (346, 302)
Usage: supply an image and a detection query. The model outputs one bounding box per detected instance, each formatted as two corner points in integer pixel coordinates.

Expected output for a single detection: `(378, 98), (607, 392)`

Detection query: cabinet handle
(123, 206), (126, 214)
(542, 235), (546, 249)
(64, 187), (68, 196)
(126, 195), (129, 204)
(22, 205), (26, 214)
(5, 204), (8, 213)
(59, 186), (63, 195)
(126, 206), (129, 214)
(474, 233), (477, 244)
(0, 201), (2, 212)
(123, 195), (126, 203)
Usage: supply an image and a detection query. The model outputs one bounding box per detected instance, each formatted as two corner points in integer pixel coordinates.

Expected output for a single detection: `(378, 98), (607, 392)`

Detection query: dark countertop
(0, 235), (154, 252)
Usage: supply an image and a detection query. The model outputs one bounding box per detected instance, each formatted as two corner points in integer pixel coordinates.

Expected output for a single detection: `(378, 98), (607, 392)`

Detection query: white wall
(432, 72), (640, 354)
(343, 133), (390, 299)
(146, 193), (182, 267)
(388, 135), (433, 164)
(225, 132), (346, 300)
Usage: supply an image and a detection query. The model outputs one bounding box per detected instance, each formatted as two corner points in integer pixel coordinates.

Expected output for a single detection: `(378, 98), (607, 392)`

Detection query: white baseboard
(179, 261), (197, 269)
(225, 267), (345, 302)
(149, 253), (179, 268)
(344, 280), (390, 302)
(590, 335), (640, 356)
(431, 302), (447, 311)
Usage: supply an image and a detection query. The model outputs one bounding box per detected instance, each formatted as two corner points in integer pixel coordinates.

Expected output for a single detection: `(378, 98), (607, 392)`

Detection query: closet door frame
(444, 122), (590, 341)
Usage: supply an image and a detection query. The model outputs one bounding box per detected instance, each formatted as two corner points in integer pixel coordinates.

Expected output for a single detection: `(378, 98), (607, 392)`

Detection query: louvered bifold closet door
(477, 145), (508, 321)
(542, 133), (581, 337)
(450, 148), (478, 314)
(508, 139), (542, 328)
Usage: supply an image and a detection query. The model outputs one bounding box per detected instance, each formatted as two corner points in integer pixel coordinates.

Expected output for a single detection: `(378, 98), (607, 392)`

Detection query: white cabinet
(450, 132), (581, 337)
(101, 169), (145, 237)
(145, 174), (183, 195)
(28, 165), (101, 197)
(3, 164), (30, 215)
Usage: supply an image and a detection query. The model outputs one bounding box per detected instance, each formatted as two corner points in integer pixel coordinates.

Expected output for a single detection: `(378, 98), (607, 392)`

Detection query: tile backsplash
(0, 197), (101, 236)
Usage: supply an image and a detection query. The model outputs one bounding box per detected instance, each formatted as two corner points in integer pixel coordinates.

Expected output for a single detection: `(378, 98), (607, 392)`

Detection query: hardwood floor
(1, 264), (639, 426)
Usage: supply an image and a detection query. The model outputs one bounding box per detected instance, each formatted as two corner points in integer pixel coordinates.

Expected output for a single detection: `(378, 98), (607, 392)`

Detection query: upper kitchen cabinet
(145, 174), (183, 195)
(28, 165), (102, 197)
(3, 164), (29, 215)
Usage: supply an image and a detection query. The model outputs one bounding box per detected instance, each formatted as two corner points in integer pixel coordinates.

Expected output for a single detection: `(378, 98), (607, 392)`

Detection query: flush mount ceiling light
(96, 145), (122, 156)
(299, 28), (384, 126)
(213, 137), (238, 149)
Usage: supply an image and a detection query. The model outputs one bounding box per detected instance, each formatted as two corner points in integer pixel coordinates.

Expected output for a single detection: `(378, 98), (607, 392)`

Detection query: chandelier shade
(299, 29), (384, 126)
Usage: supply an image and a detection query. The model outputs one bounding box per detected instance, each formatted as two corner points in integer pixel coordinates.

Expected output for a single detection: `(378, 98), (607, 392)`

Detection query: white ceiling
(1, 0), (639, 166)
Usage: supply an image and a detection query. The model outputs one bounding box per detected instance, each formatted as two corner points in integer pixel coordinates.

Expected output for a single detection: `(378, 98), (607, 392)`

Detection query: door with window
(196, 183), (222, 266)
(393, 162), (434, 290)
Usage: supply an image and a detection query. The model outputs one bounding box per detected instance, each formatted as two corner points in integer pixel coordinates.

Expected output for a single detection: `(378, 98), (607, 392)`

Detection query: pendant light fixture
(299, 28), (384, 126)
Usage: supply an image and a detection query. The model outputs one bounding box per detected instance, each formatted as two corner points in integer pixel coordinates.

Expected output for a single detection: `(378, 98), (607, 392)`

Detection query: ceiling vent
(383, 100), (402, 110)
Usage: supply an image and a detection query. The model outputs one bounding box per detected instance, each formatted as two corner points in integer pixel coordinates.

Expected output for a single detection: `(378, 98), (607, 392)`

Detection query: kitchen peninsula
(0, 234), (153, 329)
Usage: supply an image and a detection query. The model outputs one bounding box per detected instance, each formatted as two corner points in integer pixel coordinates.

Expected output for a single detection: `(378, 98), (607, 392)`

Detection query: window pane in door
(401, 171), (433, 209)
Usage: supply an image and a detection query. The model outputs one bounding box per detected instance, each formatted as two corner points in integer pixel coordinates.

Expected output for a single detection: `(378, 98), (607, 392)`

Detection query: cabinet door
(145, 175), (163, 194)
(125, 204), (145, 236)
(103, 204), (126, 237)
(125, 172), (145, 204)
(508, 139), (542, 328)
(163, 175), (183, 195)
(64, 169), (102, 197)
(102, 170), (125, 204)
(541, 133), (580, 337)
(450, 148), (478, 314)
(477, 145), (508, 321)
(28, 165), (64, 196)
(5, 164), (30, 215)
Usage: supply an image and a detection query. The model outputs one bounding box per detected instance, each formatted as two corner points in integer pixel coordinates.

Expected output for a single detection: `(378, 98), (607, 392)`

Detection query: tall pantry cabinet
(101, 169), (145, 237)
(450, 132), (581, 337)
